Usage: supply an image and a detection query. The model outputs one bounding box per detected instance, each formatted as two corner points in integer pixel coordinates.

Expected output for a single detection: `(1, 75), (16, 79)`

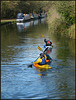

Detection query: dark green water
(1, 18), (75, 99)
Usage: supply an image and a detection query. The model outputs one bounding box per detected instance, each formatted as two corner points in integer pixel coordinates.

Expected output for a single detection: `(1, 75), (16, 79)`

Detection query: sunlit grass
(1, 19), (16, 23)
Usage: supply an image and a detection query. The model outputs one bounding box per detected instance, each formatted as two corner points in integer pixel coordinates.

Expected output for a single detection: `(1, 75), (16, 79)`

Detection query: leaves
(1, 1), (48, 19)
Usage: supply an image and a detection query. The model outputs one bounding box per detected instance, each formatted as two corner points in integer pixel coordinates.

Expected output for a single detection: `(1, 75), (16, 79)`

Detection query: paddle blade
(28, 64), (33, 68)
(41, 34), (45, 38)
(38, 46), (43, 51)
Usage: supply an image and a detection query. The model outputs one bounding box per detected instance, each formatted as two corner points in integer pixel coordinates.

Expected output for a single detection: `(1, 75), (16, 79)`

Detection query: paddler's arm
(43, 54), (47, 60)
(34, 58), (42, 64)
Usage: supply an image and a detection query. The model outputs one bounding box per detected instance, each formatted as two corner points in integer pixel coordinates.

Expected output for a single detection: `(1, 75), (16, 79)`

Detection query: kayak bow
(33, 62), (52, 69)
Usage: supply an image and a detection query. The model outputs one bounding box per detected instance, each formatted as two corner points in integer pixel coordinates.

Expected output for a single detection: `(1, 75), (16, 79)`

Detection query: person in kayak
(44, 38), (52, 46)
(34, 53), (47, 65)
(44, 53), (52, 60)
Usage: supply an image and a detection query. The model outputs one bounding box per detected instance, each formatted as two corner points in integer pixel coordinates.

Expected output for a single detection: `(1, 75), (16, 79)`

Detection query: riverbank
(1, 19), (16, 25)
(47, 1), (75, 39)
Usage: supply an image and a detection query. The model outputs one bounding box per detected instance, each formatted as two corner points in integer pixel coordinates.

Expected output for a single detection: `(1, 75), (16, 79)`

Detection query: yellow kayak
(33, 62), (52, 69)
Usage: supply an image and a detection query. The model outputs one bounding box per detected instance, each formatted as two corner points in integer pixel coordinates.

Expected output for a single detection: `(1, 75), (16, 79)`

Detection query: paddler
(34, 53), (47, 65)
(44, 38), (52, 47)
(44, 53), (52, 60)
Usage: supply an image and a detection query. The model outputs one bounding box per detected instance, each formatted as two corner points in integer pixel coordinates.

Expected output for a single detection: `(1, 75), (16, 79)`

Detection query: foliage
(1, 1), (48, 19)
(56, 1), (75, 26)
(47, 1), (75, 39)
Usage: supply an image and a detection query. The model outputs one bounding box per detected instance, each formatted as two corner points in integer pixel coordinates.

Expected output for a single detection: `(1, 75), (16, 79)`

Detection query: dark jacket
(44, 39), (52, 46)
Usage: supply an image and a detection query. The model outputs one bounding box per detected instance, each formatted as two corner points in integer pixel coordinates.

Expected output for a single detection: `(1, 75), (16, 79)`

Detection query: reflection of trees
(57, 37), (75, 60)
(48, 29), (75, 99)
(1, 1), (48, 19)
(1, 24), (19, 48)
(49, 33), (75, 59)
(1, 18), (48, 63)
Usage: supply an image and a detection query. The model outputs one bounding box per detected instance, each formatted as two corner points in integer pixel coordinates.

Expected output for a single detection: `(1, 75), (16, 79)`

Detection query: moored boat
(30, 13), (34, 19)
(39, 13), (46, 18)
(33, 13), (39, 19)
(23, 14), (31, 21)
(16, 13), (24, 22)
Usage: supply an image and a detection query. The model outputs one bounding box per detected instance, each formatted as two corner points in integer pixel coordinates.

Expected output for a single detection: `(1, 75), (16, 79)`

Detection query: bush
(47, 1), (75, 39)
(56, 1), (75, 26)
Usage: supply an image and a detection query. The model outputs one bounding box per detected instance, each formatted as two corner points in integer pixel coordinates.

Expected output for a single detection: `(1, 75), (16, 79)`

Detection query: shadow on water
(1, 18), (75, 99)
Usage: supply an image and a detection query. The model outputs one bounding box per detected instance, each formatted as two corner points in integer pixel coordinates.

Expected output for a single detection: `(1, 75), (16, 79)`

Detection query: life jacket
(47, 41), (51, 44)
(38, 57), (47, 65)
(45, 54), (51, 60)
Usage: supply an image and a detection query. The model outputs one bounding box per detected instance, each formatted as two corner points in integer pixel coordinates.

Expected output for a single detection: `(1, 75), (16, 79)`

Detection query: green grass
(1, 19), (16, 24)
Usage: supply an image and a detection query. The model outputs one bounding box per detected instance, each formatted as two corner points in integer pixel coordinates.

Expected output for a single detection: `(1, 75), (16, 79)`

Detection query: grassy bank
(1, 19), (16, 25)
(47, 1), (75, 39)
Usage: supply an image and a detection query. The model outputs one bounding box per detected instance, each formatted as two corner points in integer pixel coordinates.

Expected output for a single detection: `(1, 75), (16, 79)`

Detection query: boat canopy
(17, 13), (24, 19)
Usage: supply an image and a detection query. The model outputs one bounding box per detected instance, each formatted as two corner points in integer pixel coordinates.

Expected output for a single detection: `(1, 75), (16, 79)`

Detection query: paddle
(37, 46), (43, 52)
(28, 46), (48, 68)
(41, 34), (45, 38)
(41, 34), (53, 47)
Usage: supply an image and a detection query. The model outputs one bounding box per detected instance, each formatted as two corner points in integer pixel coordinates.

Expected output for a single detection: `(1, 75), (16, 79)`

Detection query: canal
(1, 18), (75, 99)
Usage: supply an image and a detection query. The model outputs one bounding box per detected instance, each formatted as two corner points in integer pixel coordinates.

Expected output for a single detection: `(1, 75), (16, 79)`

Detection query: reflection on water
(1, 17), (75, 99)
(16, 19), (42, 32)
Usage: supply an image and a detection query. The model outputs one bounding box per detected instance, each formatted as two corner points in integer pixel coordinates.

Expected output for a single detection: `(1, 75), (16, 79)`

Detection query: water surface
(1, 18), (75, 99)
